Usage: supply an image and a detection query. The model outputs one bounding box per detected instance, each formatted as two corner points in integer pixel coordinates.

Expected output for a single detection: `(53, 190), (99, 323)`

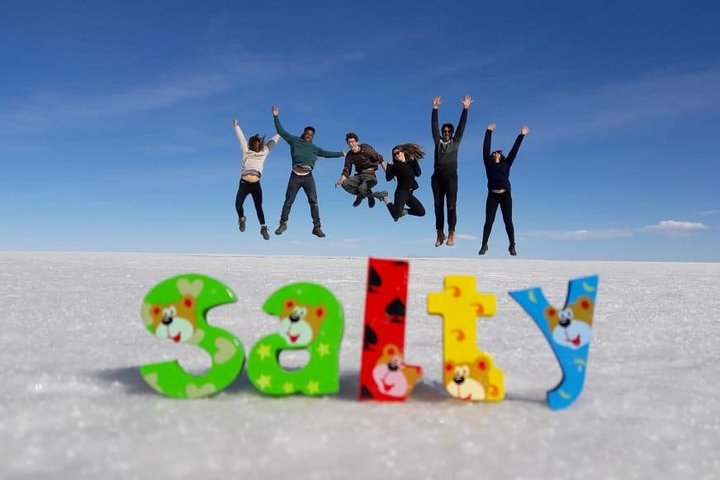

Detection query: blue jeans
(280, 172), (321, 227)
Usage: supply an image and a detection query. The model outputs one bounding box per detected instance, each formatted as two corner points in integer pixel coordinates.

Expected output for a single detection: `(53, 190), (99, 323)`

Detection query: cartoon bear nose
(559, 317), (571, 328)
(162, 316), (173, 325)
(388, 361), (399, 371)
(289, 313), (300, 323)
(453, 375), (465, 385)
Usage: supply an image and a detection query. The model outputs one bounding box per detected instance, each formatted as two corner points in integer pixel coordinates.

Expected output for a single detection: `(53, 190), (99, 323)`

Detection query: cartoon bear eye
(162, 306), (176, 318)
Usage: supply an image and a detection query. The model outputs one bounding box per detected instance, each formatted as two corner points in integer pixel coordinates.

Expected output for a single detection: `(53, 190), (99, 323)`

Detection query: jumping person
(232, 119), (280, 240)
(431, 94), (472, 247)
(479, 123), (530, 256)
(271, 105), (345, 238)
(381, 144), (426, 221)
(335, 133), (388, 208)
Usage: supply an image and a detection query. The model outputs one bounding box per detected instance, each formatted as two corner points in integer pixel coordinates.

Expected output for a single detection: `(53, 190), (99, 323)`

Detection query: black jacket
(386, 160), (421, 191)
(482, 129), (525, 192)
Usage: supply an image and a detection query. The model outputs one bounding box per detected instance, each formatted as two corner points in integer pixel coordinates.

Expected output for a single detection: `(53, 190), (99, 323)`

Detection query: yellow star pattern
(306, 380), (320, 394)
(256, 344), (272, 360)
(282, 382), (294, 393)
(256, 374), (272, 390)
(316, 343), (330, 357)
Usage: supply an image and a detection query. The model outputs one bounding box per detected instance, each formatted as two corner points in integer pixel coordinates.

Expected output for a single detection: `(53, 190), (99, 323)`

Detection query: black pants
(391, 188), (425, 220)
(235, 180), (265, 225)
(482, 190), (515, 246)
(431, 170), (458, 231)
(280, 171), (321, 227)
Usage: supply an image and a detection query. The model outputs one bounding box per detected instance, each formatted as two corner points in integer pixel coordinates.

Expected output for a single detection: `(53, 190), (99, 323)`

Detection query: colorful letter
(139, 274), (245, 399)
(509, 276), (599, 410)
(247, 282), (344, 396)
(427, 276), (504, 402)
(359, 258), (422, 401)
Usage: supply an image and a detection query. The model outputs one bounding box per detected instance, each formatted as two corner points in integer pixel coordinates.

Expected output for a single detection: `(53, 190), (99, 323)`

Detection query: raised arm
(431, 96), (442, 142)
(271, 105), (299, 143)
(506, 125), (529, 166)
(483, 123), (496, 161)
(454, 94), (472, 143)
(232, 119), (248, 153)
(266, 133), (281, 151)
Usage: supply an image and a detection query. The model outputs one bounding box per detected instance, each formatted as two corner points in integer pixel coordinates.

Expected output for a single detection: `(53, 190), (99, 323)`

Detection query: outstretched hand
(432, 96), (442, 109)
(335, 175), (346, 187)
(461, 94), (473, 109)
(521, 125), (530, 135)
(271, 105), (279, 116)
(487, 123), (497, 131)
(232, 119), (239, 127)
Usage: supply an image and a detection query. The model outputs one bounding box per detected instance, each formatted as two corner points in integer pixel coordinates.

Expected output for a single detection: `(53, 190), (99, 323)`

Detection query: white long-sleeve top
(234, 123), (280, 178)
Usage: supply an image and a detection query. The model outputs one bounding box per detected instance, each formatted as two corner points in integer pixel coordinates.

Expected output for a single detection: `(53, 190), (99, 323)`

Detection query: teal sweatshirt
(273, 115), (343, 169)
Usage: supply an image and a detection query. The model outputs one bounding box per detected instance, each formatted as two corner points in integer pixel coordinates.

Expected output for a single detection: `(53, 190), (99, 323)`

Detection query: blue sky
(1, 1), (719, 261)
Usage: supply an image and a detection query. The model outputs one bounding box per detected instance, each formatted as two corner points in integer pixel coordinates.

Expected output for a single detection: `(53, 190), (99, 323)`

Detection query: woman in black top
(480, 123), (529, 256)
(381, 143), (426, 221)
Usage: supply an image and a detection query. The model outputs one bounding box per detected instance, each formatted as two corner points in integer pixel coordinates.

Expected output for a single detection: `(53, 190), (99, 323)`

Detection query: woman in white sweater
(233, 119), (280, 240)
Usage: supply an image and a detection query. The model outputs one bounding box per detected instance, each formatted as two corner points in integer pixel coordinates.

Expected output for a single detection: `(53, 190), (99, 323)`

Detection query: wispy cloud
(642, 220), (708, 235)
(0, 51), (352, 134)
(526, 229), (635, 241)
(527, 219), (710, 240)
(699, 209), (720, 216)
(529, 66), (720, 137)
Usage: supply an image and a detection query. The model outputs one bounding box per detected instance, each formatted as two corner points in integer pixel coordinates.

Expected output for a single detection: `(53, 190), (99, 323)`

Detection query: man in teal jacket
(272, 105), (344, 238)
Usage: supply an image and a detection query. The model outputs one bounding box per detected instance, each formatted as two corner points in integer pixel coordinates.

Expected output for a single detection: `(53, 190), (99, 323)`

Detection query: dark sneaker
(239, 216), (246, 232)
(479, 244), (489, 255)
(260, 226), (270, 240)
(447, 231), (455, 246)
(312, 226), (326, 238)
(352, 195), (363, 207)
(435, 230), (446, 247)
(275, 223), (287, 235)
(368, 195), (376, 208)
(509, 245), (517, 256)
(386, 202), (395, 219)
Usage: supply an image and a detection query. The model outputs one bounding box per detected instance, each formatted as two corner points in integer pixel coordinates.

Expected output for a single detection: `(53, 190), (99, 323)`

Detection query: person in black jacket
(480, 123), (529, 256)
(379, 144), (426, 221)
(431, 95), (472, 247)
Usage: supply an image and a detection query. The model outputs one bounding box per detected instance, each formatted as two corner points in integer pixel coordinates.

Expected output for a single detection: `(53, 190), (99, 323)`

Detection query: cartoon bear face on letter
(444, 355), (501, 401)
(544, 295), (594, 350)
(372, 344), (421, 398)
(144, 294), (198, 344)
(279, 299), (326, 346)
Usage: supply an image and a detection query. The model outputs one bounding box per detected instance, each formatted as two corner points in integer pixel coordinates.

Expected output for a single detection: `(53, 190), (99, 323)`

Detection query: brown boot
(435, 230), (446, 247)
(446, 231), (455, 246)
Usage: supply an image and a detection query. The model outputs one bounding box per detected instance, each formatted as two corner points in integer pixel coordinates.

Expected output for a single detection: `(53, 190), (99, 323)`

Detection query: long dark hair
(248, 134), (266, 153)
(393, 143), (425, 161)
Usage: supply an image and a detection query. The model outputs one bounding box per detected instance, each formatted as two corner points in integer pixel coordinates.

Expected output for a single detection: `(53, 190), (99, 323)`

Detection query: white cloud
(455, 233), (479, 241)
(642, 220), (708, 235)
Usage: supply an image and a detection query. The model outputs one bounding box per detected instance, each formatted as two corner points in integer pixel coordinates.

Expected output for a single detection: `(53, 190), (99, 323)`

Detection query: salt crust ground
(1, 252), (719, 479)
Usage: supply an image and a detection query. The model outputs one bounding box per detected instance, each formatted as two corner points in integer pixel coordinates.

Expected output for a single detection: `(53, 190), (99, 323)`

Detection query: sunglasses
(442, 129), (453, 134)
(393, 150), (401, 156)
